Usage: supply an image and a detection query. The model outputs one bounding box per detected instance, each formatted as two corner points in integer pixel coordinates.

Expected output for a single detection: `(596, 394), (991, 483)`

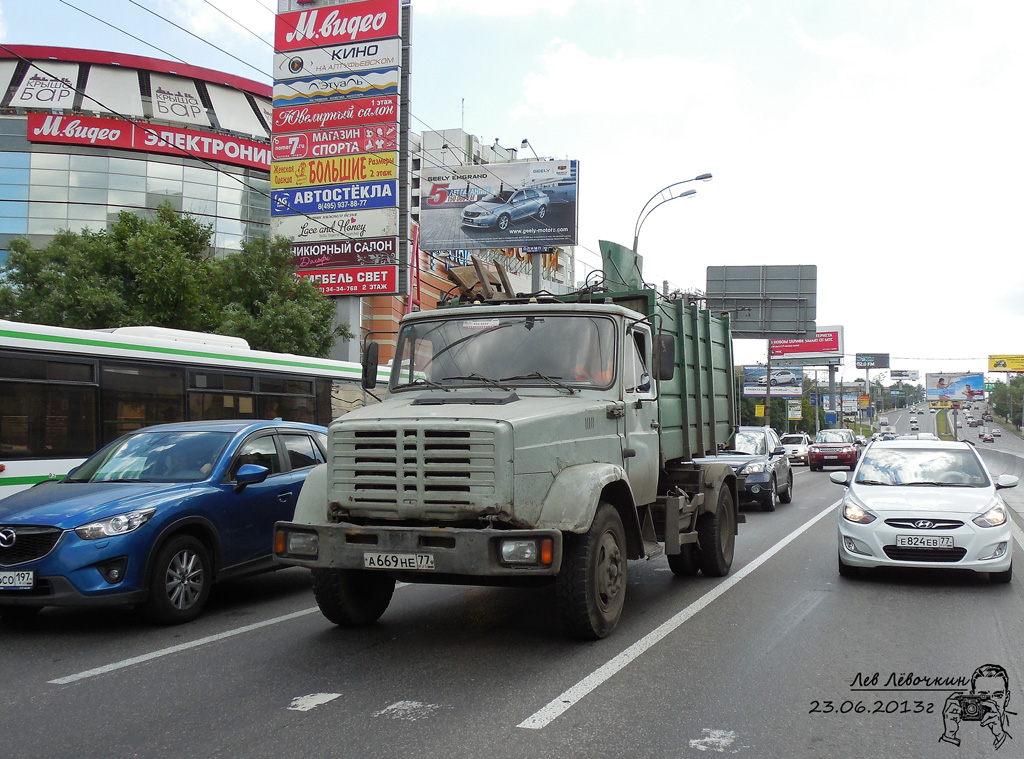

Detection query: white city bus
(0, 319), (384, 498)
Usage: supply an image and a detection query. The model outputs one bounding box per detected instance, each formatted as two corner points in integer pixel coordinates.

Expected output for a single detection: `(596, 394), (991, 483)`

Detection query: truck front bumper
(273, 521), (563, 577)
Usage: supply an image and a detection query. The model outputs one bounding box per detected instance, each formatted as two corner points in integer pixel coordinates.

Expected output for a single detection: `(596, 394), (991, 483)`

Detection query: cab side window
(625, 329), (653, 395)
(229, 436), (281, 481)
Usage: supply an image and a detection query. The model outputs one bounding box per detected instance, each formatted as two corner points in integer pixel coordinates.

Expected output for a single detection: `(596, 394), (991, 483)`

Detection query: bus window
(0, 383), (97, 457)
(188, 392), (257, 421)
(259, 395), (314, 423)
(101, 363), (184, 441)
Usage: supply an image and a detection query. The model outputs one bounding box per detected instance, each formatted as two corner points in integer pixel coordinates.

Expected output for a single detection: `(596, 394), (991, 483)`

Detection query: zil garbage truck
(273, 240), (741, 638)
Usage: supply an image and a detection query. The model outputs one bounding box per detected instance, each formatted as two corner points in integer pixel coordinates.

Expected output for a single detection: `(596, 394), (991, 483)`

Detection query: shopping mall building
(0, 45), (574, 361)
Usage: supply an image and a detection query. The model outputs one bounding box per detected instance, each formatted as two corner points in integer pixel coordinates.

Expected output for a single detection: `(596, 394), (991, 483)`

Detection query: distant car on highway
(460, 187), (549, 231)
(983, 432), (995, 443)
(833, 439), (1016, 582)
(809, 429), (860, 471)
(718, 426), (793, 511)
(993, 428), (1002, 437)
(780, 432), (811, 465)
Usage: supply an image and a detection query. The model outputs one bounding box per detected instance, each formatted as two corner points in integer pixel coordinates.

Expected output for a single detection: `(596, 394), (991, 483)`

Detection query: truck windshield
(389, 314), (617, 391)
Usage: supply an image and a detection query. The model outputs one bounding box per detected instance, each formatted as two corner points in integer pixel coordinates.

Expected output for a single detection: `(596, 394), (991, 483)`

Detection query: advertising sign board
(855, 353), (890, 369)
(270, 152), (397, 189)
(769, 326), (843, 362)
(988, 355), (1024, 372)
(272, 68), (400, 107)
(417, 159), (579, 249)
(741, 365), (804, 399)
(272, 96), (399, 134)
(273, 38), (401, 82)
(271, 180), (397, 215)
(297, 265), (398, 295)
(27, 113), (270, 170)
(272, 207), (398, 243)
(788, 400), (802, 420)
(292, 236), (397, 269)
(275, 0), (400, 52)
(926, 372), (985, 402)
(271, 124), (398, 161)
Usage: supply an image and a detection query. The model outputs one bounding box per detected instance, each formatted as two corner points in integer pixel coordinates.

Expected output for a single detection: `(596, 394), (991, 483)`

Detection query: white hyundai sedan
(832, 440), (1017, 582)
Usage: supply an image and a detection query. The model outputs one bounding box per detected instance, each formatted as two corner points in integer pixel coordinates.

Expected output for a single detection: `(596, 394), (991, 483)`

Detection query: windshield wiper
(501, 372), (577, 394)
(443, 373), (512, 391)
(94, 477), (152, 483)
(904, 481), (972, 487)
(855, 479), (892, 486)
(399, 378), (450, 392)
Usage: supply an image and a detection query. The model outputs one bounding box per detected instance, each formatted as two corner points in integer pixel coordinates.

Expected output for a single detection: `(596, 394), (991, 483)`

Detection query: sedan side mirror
(771, 446), (786, 457)
(234, 463), (269, 493)
(829, 471), (850, 486)
(996, 474), (1019, 489)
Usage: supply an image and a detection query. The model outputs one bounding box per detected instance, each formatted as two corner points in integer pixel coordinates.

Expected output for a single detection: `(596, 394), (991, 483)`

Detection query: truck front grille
(332, 424), (502, 516)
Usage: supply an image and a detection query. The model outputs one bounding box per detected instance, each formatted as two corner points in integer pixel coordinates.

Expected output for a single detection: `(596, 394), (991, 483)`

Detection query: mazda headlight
(741, 460), (767, 474)
(76, 508), (157, 540)
(973, 504), (1008, 528)
(842, 499), (876, 524)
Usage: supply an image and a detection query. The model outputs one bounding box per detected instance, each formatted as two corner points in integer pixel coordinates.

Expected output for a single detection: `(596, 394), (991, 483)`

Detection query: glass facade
(0, 136), (270, 263)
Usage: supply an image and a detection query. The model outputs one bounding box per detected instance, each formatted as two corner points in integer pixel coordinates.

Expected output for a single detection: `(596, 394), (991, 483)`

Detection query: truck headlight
(499, 538), (553, 566)
(75, 508), (156, 540)
(276, 529), (319, 557)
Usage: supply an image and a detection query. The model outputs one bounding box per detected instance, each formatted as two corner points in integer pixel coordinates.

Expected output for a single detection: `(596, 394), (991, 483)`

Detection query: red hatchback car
(809, 429), (860, 471)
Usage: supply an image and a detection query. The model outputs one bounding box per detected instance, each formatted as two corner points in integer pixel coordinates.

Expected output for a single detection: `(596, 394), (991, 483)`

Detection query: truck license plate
(363, 552), (435, 570)
(896, 535), (953, 548)
(0, 570), (35, 590)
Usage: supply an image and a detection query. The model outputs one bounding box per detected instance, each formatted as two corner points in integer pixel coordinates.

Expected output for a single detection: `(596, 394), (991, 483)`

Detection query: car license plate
(824, 455), (839, 460)
(896, 535), (954, 548)
(363, 552), (435, 570)
(0, 570), (35, 590)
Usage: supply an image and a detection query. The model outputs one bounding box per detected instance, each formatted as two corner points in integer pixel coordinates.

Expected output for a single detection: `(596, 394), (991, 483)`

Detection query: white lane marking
(374, 700), (442, 720)
(288, 693), (341, 711)
(49, 607), (320, 685)
(517, 501), (840, 730)
(689, 728), (742, 752)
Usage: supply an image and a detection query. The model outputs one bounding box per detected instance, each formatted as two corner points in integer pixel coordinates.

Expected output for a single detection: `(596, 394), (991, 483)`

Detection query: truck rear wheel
(697, 487), (736, 577)
(556, 502), (627, 639)
(312, 569), (395, 627)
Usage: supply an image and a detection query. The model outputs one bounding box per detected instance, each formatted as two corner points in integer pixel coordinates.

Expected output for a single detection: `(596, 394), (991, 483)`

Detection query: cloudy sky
(1, 0), (1021, 382)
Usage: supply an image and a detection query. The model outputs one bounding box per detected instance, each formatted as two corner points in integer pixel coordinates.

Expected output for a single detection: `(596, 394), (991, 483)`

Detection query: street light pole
(632, 173), (712, 253)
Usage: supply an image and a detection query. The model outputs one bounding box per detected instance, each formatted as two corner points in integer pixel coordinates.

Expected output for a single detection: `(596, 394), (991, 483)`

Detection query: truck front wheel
(312, 569), (395, 627)
(697, 487), (736, 577)
(556, 502), (627, 639)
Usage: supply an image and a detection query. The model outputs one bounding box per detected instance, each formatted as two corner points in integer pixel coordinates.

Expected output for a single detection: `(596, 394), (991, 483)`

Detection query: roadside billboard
(769, 326), (843, 364)
(741, 366), (804, 398)
(889, 369), (920, 381)
(270, 153), (397, 189)
(272, 68), (400, 108)
(296, 265), (398, 295)
(417, 159), (579, 249)
(271, 124), (398, 161)
(855, 353), (889, 369)
(926, 372), (985, 402)
(988, 355), (1024, 372)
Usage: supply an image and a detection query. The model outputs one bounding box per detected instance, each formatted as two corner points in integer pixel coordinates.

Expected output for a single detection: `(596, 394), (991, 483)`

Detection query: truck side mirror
(656, 335), (675, 381)
(362, 341), (379, 389)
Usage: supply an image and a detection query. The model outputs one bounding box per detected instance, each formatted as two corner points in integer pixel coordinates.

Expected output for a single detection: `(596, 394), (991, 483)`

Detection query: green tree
(210, 236), (350, 357)
(0, 205), (351, 357)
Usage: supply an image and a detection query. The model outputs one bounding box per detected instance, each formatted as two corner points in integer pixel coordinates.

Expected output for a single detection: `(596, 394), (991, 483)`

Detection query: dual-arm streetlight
(632, 172), (712, 252)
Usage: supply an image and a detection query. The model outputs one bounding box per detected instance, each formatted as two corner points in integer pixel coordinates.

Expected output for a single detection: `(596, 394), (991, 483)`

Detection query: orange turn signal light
(540, 538), (554, 566)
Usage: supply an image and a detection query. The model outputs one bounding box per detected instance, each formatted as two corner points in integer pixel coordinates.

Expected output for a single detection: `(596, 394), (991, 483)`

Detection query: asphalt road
(3, 463), (1023, 759)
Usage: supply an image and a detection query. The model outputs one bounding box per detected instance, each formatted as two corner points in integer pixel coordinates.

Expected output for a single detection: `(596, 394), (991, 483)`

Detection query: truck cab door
(623, 326), (659, 506)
